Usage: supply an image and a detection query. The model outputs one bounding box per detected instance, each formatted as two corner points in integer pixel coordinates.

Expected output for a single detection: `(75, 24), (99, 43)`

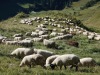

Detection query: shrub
(16, 12), (29, 18)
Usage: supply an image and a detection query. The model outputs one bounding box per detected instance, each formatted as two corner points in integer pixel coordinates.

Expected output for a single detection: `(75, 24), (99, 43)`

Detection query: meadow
(0, 11), (100, 75)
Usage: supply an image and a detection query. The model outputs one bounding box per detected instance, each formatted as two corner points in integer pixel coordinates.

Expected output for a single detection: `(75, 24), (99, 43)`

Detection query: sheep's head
(50, 64), (56, 70)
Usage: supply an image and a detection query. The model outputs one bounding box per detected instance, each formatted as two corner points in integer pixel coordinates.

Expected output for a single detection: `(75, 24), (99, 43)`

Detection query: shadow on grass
(79, 68), (95, 73)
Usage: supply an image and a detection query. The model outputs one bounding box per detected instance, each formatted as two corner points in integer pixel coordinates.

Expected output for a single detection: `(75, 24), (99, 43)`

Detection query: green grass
(0, 0), (100, 74)
(60, 0), (100, 32)
(0, 18), (100, 74)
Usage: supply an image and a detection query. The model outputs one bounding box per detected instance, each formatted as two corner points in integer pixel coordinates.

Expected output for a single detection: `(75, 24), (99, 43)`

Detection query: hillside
(0, 0), (100, 75)
(61, 0), (100, 32)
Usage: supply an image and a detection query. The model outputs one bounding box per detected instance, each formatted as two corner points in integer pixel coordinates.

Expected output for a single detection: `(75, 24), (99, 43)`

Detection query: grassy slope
(0, 14), (100, 75)
(0, 0), (100, 75)
(72, 0), (100, 32)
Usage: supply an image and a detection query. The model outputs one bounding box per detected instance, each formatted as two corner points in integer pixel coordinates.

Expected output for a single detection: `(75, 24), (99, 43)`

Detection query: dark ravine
(0, 0), (79, 20)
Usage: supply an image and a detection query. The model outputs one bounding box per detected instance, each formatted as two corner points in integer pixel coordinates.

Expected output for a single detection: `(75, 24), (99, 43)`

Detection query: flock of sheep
(0, 16), (99, 71)
(11, 47), (96, 71)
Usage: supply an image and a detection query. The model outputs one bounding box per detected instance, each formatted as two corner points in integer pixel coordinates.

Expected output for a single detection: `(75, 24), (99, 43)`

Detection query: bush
(16, 12), (29, 18)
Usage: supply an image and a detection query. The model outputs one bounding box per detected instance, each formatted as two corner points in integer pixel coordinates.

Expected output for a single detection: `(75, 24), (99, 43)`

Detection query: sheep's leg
(75, 65), (78, 71)
(27, 64), (31, 68)
(70, 65), (73, 69)
(64, 65), (66, 70)
(59, 65), (62, 70)
(41, 65), (46, 69)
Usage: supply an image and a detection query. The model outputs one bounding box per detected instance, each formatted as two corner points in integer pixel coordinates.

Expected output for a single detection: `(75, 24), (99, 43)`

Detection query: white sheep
(13, 33), (23, 37)
(50, 32), (57, 37)
(38, 31), (47, 35)
(39, 35), (49, 39)
(34, 48), (54, 59)
(14, 37), (23, 41)
(78, 57), (96, 67)
(31, 32), (39, 37)
(0, 35), (7, 43)
(18, 39), (33, 47)
(83, 31), (89, 36)
(2, 39), (18, 45)
(94, 35), (100, 40)
(25, 32), (31, 36)
(43, 39), (56, 48)
(11, 48), (34, 58)
(19, 54), (45, 68)
(50, 54), (80, 71)
(33, 37), (43, 42)
(45, 55), (60, 67)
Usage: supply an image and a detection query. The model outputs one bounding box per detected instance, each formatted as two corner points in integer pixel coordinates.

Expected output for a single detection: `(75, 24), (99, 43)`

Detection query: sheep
(50, 32), (57, 37)
(11, 48), (34, 58)
(45, 55), (60, 67)
(20, 19), (26, 24)
(78, 57), (96, 67)
(94, 35), (100, 40)
(0, 35), (6, 43)
(31, 32), (39, 37)
(38, 31), (48, 36)
(25, 32), (31, 36)
(67, 40), (79, 47)
(53, 28), (57, 32)
(57, 33), (64, 36)
(43, 39), (56, 48)
(19, 54), (45, 68)
(18, 39), (33, 47)
(33, 48), (54, 59)
(39, 35), (49, 39)
(83, 31), (89, 36)
(33, 37), (43, 42)
(14, 37), (23, 41)
(2, 39), (18, 45)
(50, 54), (80, 71)
(61, 29), (66, 34)
(13, 33), (23, 37)
(52, 34), (73, 40)
(88, 35), (94, 40)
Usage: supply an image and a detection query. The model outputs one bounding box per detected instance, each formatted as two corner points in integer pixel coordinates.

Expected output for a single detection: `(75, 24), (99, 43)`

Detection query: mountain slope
(62, 0), (100, 32)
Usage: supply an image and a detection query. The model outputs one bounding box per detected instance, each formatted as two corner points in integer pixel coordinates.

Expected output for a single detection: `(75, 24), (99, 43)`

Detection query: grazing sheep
(39, 35), (49, 39)
(11, 48), (34, 58)
(14, 37), (23, 41)
(25, 32), (31, 36)
(45, 55), (60, 67)
(83, 31), (88, 36)
(31, 32), (39, 37)
(38, 31), (48, 36)
(68, 40), (79, 47)
(94, 35), (100, 40)
(0, 35), (7, 43)
(19, 54), (45, 68)
(33, 37), (43, 42)
(34, 48), (54, 59)
(50, 54), (80, 71)
(18, 39), (33, 47)
(13, 33), (23, 37)
(57, 33), (64, 36)
(50, 32), (57, 37)
(2, 39), (18, 45)
(61, 29), (66, 34)
(78, 57), (96, 67)
(43, 39), (56, 48)
(53, 28), (57, 31)
(88, 35), (94, 40)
